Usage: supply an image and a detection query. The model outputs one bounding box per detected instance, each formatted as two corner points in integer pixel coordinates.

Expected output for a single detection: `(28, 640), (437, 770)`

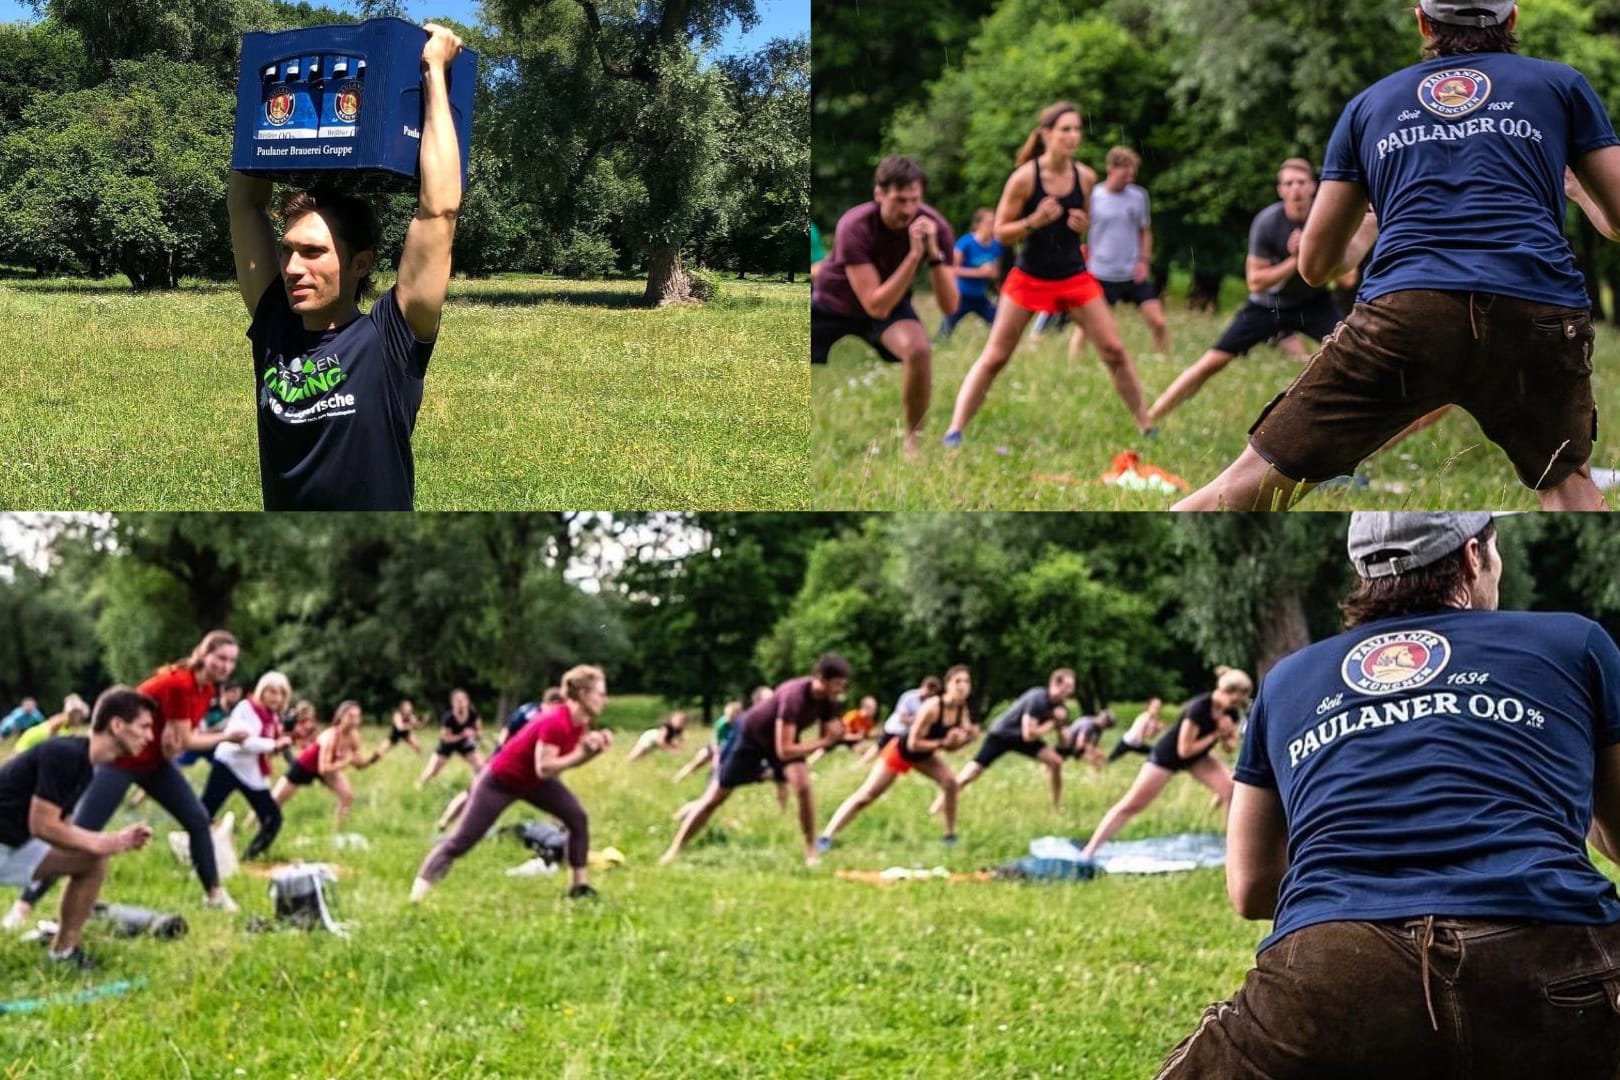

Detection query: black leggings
(200, 762), (283, 860)
(1107, 740), (1152, 763)
(21, 761), (219, 905)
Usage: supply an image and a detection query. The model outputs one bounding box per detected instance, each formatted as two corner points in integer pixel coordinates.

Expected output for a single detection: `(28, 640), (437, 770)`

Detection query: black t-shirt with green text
(248, 283), (435, 510)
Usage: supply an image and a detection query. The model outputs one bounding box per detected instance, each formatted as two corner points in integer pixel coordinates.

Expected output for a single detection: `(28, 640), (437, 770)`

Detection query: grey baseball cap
(1419, 0), (1516, 27)
(1346, 512), (1496, 579)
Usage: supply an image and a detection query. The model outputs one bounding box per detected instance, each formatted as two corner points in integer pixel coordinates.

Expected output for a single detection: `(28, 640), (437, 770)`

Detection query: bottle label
(318, 79), (362, 138)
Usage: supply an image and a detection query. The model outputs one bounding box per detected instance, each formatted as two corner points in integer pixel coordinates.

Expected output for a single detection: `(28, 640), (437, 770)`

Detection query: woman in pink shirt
(410, 665), (611, 902)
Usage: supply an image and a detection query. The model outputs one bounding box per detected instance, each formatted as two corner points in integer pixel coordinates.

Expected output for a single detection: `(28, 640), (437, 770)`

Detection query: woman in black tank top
(944, 100), (1155, 445)
(817, 665), (980, 849)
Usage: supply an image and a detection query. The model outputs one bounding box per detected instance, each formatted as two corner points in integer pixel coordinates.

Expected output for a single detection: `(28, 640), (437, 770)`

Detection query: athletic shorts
(284, 761), (319, 786)
(716, 732), (786, 789)
(881, 735), (931, 775)
(1210, 291), (1343, 357)
(1098, 277), (1161, 307)
(0, 838), (50, 888)
(1002, 267), (1103, 316)
(974, 731), (1046, 768)
(810, 299), (921, 364)
(436, 740), (476, 758)
(1249, 290), (1597, 488)
(388, 727), (411, 745)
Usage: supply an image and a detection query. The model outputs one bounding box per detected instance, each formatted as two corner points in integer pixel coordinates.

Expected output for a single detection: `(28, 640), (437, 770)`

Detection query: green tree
(0, 58), (235, 287)
(715, 37), (809, 279)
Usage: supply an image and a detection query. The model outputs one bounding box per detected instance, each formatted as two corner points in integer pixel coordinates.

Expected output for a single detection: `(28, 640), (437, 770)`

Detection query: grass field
(812, 286), (1620, 510)
(0, 274), (809, 511)
(0, 695), (1299, 1078)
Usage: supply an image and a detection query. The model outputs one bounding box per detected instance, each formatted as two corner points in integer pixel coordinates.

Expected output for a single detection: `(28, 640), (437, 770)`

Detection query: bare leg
(931, 760), (984, 815)
(672, 745), (712, 782)
(1073, 297), (1153, 432)
(1068, 325), (1087, 362)
(271, 777), (297, 807)
(1150, 348), (1235, 422)
(324, 772), (355, 828)
(437, 789), (470, 831)
(1538, 463), (1608, 511)
(1080, 763), (1174, 859)
(913, 756), (960, 837)
(1187, 755), (1235, 811)
(33, 847), (106, 954)
(1037, 747), (1065, 812)
(821, 763), (899, 841)
(661, 784), (735, 863)
(416, 754), (448, 790)
(877, 320), (934, 456)
(947, 301), (1037, 437)
(1373, 406), (1451, 457)
(784, 761), (818, 864)
(1140, 299), (1171, 355)
(1174, 445), (1317, 511)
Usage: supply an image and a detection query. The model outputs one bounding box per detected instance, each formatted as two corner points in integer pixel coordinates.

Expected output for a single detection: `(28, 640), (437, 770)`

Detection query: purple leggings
(417, 771), (588, 883)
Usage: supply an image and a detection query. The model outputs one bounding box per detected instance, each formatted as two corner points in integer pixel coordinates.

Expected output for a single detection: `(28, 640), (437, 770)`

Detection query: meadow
(0, 696), (1281, 1079)
(0, 275), (809, 511)
(812, 283), (1620, 510)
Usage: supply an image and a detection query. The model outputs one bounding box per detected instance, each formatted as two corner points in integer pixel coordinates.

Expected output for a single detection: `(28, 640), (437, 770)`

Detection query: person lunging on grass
(412, 665), (612, 902)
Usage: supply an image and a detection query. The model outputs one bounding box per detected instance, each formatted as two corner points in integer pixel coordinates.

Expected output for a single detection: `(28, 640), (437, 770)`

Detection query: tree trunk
(645, 245), (690, 306)
(1188, 270), (1222, 313)
(786, 269), (796, 284)
(1254, 589), (1311, 681)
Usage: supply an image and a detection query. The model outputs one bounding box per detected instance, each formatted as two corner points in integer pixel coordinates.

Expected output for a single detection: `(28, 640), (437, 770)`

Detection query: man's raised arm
(227, 171), (280, 315)
(394, 22), (463, 342)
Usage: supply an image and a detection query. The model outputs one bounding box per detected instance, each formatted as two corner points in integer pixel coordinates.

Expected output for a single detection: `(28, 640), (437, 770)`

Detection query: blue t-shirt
(1322, 52), (1619, 307)
(248, 283), (435, 510)
(954, 233), (1003, 299)
(1236, 609), (1620, 953)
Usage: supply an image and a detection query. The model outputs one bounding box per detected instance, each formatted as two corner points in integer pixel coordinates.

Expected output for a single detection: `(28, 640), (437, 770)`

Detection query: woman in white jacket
(202, 671), (293, 860)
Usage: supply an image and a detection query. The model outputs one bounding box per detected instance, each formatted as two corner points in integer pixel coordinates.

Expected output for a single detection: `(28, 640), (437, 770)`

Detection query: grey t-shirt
(1088, 184), (1151, 282)
(884, 689), (924, 737)
(1246, 202), (1324, 310)
(989, 687), (1057, 739)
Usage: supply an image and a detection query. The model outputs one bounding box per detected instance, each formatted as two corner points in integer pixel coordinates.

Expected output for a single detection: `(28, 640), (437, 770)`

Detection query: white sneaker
(2, 902), (31, 932)
(203, 890), (239, 913)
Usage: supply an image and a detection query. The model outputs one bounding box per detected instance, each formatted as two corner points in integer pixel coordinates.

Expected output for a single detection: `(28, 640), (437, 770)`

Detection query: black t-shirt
(0, 737), (93, 847)
(1149, 692), (1233, 771)
(441, 709), (479, 740)
(248, 282), (435, 510)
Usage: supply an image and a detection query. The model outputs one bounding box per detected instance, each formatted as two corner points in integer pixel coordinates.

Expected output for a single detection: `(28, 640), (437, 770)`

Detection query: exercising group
(819, 2), (1620, 509)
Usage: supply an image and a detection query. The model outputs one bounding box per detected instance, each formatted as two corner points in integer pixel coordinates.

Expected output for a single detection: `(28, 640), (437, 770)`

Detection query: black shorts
(1210, 291), (1342, 357)
(389, 727), (411, 745)
(810, 299), (921, 364)
(716, 734), (786, 789)
(974, 731), (1046, 768)
(284, 761), (318, 786)
(1099, 277), (1162, 307)
(436, 740), (476, 758)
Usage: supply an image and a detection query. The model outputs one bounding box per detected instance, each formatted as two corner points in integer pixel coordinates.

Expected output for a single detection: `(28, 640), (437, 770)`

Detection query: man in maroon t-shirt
(661, 654), (852, 867)
(812, 156), (959, 457)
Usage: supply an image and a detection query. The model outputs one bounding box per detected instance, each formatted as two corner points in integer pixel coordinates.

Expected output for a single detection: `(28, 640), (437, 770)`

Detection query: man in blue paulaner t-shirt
(226, 23), (465, 510)
(1157, 512), (1620, 1078)
(1178, 0), (1620, 512)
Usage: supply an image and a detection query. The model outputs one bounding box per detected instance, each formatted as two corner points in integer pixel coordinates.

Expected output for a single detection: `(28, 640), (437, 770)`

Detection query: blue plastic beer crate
(231, 17), (476, 192)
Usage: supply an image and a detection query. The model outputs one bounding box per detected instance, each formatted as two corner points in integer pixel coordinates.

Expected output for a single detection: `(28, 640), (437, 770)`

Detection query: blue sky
(0, 0), (806, 57)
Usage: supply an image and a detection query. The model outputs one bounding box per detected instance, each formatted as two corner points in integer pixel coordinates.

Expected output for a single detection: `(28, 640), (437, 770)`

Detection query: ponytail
(1016, 101), (1082, 166)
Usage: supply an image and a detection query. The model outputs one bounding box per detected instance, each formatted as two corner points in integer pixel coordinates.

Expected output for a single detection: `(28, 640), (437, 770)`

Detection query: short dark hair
(1422, 20), (1517, 58)
(814, 653), (853, 681)
(920, 675), (943, 695)
(92, 686), (158, 733)
(1340, 522), (1497, 628)
(874, 155), (926, 192)
(280, 189), (381, 301)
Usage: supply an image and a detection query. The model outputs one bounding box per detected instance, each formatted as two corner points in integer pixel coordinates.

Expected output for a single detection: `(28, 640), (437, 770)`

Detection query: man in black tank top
(811, 156), (960, 456)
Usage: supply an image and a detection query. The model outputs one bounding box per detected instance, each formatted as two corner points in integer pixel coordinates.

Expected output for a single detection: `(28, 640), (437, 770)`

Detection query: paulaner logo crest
(266, 85), (294, 127)
(1418, 69), (1491, 118)
(335, 81), (362, 124)
(1342, 630), (1451, 695)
